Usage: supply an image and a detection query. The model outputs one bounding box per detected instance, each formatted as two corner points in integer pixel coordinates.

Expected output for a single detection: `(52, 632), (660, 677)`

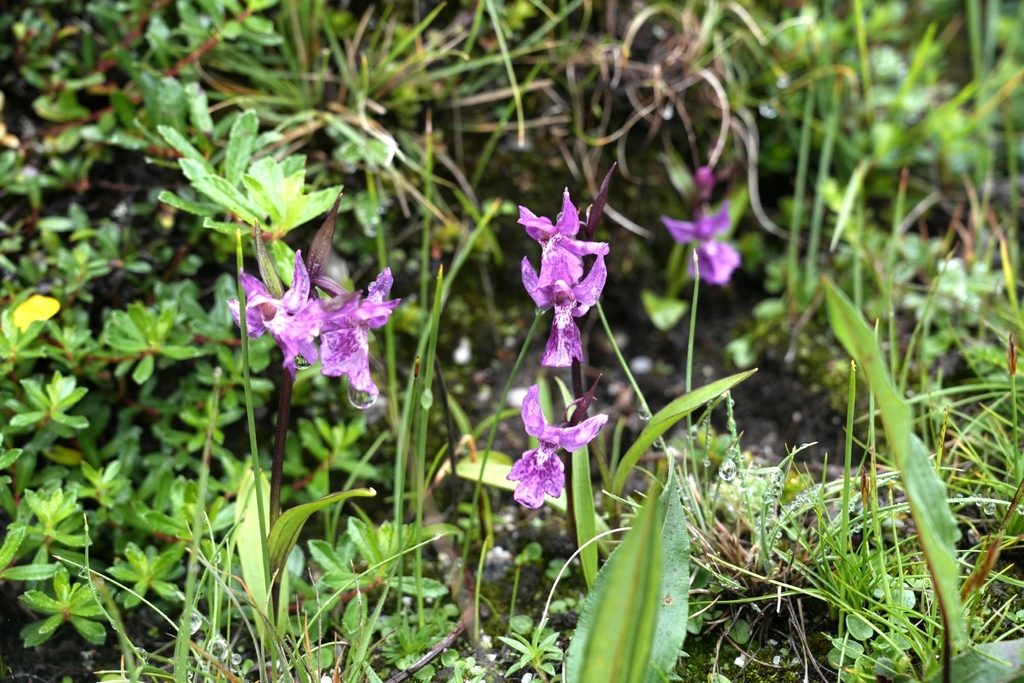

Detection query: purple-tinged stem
(269, 369), (294, 525)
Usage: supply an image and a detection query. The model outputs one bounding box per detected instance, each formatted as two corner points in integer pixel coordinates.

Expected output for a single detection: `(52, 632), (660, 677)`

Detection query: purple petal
(228, 299), (267, 338)
(367, 268), (393, 304)
(572, 254), (606, 308)
(541, 301), (582, 367)
(321, 324), (371, 385)
(661, 216), (699, 243)
(520, 385), (548, 436)
(537, 249), (582, 290)
(507, 447), (565, 508)
(281, 251), (311, 313)
(558, 237), (610, 259)
(521, 257), (549, 308)
(518, 205), (554, 242)
(692, 240), (741, 285)
(553, 189), (580, 236)
(557, 413), (609, 452)
(702, 201), (732, 238)
(239, 271), (269, 300)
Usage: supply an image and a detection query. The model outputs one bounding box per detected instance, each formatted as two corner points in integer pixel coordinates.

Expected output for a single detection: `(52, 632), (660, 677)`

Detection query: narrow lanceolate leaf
(252, 221), (284, 299)
(822, 277), (966, 649)
(612, 370), (757, 496)
(267, 489), (375, 577)
(566, 488), (664, 683)
(645, 479), (690, 683)
(572, 445), (597, 589)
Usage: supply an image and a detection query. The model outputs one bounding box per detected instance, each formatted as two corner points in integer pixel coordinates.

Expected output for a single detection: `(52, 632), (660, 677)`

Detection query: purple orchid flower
(508, 385), (608, 508)
(228, 250), (325, 377)
(320, 268), (400, 407)
(660, 201), (741, 286)
(519, 189), (609, 285)
(522, 253), (607, 367)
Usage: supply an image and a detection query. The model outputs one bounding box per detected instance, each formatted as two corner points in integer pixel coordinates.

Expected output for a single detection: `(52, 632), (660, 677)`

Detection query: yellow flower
(13, 294), (60, 332)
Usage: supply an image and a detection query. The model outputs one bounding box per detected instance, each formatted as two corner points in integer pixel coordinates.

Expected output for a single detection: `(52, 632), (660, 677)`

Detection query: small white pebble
(453, 336), (471, 365)
(772, 655), (781, 665)
(734, 654), (747, 669)
(321, 676), (332, 683)
(506, 386), (529, 408)
(629, 356), (653, 375)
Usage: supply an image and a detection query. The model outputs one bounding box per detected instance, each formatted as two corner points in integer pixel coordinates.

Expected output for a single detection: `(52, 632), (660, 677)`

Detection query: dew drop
(136, 647), (148, 664)
(348, 385), (377, 409)
(983, 502), (997, 516)
(775, 75), (791, 89)
(420, 387), (434, 410)
(189, 612), (203, 635)
(719, 459), (737, 482)
(638, 406), (651, 421)
(1016, 503), (1024, 515)
(78, 566), (89, 578)
(231, 653), (242, 667)
(758, 103), (778, 119)
(702, 458), (711, 468)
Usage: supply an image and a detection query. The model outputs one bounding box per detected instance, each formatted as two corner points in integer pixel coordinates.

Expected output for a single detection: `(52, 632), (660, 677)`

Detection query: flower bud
(306, 191), (343, 280)
(253, 221), (284, 299)
(695, 166), (715, 200)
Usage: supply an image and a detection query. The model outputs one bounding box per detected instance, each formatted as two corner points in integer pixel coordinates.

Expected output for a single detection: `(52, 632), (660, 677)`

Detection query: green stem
(234, 227), (271, 605)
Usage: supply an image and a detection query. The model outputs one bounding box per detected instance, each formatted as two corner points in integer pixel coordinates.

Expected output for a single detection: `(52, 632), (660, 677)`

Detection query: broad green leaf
(923, 638), (1024, 683)
(612, 371), (757, 496)
(235, 471), (271, 615)
(566, 488), (664, 683)
(822, 277), (966, 649)
(268, 489), (375, 577)
(645, 479), (690, 683)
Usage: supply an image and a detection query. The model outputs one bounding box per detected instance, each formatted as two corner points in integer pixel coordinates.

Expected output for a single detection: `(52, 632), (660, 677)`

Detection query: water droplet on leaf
(719, 459), (737, 482)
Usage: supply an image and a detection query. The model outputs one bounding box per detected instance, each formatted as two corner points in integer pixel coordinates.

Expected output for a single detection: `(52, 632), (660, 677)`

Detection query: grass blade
(822, 276), (966, 649)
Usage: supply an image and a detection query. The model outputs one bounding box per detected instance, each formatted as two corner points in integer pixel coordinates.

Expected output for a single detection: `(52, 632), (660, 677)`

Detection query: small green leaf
(132, 355), (154, 384)
(640, 289), (689, 332)
(846, 614), (873, 641)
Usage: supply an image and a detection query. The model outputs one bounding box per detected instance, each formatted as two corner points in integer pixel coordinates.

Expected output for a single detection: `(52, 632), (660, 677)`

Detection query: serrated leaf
(157, 125), (212, 172)
(823, 277), (966, 649)
(268, 488), (375, 577)
(0, 525), (26, 567)
(2, 564), (57, 581)
(157, 190), (219, 216)
(612, 371), (756, 495)
(225, 110), (258, 186)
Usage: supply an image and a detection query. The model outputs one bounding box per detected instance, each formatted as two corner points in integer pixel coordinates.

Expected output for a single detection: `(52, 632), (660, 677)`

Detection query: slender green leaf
(267, 488), (375, 577)
(612, 371), (757, 495)
(572, 445), (597, 588)
(822, 277), (966, 648)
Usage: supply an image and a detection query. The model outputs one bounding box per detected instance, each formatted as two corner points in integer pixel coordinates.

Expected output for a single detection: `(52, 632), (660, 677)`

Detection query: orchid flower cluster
(228, 200), (399, 408)
(660, 165), (740, 286)
(508, 174), (615, 508)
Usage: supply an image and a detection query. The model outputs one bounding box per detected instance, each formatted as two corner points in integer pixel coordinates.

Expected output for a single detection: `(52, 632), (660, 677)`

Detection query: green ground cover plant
(2, 1), (1024, 682)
